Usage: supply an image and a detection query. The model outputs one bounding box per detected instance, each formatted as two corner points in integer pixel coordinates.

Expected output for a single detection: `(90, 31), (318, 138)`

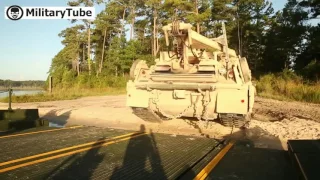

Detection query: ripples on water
(0, 90), (45, 98)
(49, 122), (65, 128)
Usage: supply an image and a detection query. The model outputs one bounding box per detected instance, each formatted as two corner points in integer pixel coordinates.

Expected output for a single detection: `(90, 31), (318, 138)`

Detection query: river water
(0, 90), (45, 98)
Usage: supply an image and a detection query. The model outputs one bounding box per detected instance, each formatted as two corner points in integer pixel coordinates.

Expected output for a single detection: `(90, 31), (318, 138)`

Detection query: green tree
(299, 0), (320, 19)
(46, 0), (320, 90)
(67, 0), (104, 75)
(263, 0), (309, 73)
(93, 1), (124, 76)
(295, 24), (320, 80)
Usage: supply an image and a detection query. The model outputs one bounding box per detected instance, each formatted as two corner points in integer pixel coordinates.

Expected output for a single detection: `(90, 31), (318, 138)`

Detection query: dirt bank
(0, 95), (319, 150)
(253, 96), (320, 122)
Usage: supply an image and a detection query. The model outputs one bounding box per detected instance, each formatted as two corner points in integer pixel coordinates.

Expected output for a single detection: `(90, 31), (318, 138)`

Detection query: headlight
(228, 70), (234, 78)
(219, 68), (226, 74)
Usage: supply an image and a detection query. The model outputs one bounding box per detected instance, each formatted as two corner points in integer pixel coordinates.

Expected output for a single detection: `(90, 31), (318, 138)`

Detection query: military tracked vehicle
(126, 21), (255, 128)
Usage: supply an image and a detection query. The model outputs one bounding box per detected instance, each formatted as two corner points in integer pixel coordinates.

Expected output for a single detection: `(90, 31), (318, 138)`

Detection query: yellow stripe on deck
(0, 132), (139, 167)
(0, 125), (83, 139)
(194, 142), (234, 180)
(0, 132), (148, 173)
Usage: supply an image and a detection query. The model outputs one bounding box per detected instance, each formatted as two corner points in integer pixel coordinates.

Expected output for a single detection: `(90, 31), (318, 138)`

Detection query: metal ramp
(287, 140), (320, 180)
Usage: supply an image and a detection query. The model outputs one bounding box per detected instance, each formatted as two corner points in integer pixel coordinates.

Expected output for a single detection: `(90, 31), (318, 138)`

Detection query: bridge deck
(0, 125), (311, 180)
(288, 140), (320, 180)
(0, 126), (219, 180)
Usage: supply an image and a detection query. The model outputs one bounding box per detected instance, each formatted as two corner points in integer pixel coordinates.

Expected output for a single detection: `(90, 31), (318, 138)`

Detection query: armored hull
(126, 21), (255, 128)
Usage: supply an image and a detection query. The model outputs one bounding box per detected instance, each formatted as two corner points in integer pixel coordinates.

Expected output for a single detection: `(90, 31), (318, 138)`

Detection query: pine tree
(67, 0), (104, 75)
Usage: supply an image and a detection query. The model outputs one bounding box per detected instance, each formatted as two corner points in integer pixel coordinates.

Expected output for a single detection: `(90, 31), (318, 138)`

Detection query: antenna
(174, 8), (178, 21)
(222, 22), (230, 80)
(222, 22), (229, 63)
(236, 5), (241, 56)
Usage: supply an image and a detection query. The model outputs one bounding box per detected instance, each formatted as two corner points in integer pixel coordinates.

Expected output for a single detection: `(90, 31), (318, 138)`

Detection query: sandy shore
(0, 95), (319, 150)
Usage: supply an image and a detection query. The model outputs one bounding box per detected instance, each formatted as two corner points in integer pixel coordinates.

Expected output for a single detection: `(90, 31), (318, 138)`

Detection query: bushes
(49, 68), (129, 89)
(0, 74), (128, 103)
(0, 87), (126, 103)
(256, 69), (320, 103)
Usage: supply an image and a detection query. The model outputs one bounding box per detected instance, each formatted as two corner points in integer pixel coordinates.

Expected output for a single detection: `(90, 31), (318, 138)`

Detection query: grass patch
(0, 87), (126, 103)
(256, 70), (320, 104)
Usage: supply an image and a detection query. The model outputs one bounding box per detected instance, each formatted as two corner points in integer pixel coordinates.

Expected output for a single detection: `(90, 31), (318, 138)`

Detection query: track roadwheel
(131, 107), (164, 123)
(219, 114), (250, 128)
(220, 118), (234, 127)
(240, 57), (252, 83)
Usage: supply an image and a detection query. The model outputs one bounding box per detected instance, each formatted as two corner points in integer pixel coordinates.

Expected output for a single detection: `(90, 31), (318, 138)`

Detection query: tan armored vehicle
(126, 21), (255, 128)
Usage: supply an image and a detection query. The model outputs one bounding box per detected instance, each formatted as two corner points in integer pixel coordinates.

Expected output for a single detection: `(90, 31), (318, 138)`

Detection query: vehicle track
(132, 106), (249, 128)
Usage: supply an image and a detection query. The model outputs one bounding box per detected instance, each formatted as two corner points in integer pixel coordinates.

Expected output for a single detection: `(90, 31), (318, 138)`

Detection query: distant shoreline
(0, 87), (45, 91)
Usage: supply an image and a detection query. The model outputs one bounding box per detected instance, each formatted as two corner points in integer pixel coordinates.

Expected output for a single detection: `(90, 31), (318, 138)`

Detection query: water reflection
(0, 90), (44, 98)
(49, 122), (65, 128)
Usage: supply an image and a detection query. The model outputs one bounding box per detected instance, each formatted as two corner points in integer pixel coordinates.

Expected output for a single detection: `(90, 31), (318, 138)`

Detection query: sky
(0, 0), (287, 81)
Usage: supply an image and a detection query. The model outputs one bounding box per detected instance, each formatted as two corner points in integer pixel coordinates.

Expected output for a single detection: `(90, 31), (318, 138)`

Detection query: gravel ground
(253, 96), (320, 122)
(0, 95), (319, 150)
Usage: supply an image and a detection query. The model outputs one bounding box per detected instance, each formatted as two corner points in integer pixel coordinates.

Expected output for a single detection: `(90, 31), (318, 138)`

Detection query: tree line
(48, 0), (320, 89)
(0, 79), (45, 88)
